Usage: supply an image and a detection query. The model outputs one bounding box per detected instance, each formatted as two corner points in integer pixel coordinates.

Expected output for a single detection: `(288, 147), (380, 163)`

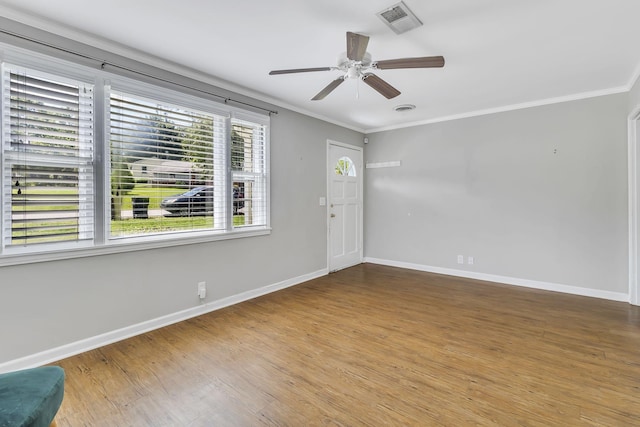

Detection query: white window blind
(231, 119), (267, 228)
(0, 47), (270, 261)
(1, 66), (94, 249)
(109, 91), (227, 238)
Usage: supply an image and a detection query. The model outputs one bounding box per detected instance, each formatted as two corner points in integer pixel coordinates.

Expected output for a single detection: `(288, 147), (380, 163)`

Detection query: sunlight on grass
(110, 215), (245, 237)
(12, 185), (248, 239)
(110, 216), (213, 237)
(118, 185), (186, 210)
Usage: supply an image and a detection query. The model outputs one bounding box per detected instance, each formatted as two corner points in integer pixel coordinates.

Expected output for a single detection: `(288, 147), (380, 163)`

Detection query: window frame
(106, 82), (229, 240)
(0, 44), (271, 267)
(230, 115), (269, 229)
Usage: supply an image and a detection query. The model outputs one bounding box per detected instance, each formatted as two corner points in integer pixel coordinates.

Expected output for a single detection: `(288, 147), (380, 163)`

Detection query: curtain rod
(0, 28), (278, 116)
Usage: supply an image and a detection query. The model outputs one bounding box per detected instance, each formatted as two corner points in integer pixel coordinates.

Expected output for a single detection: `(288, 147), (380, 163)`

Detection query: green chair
(0, 366), (65, 427)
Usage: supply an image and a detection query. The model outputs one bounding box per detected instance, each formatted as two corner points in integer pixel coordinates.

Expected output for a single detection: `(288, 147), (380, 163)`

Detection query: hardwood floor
(54, 264), (640, 426)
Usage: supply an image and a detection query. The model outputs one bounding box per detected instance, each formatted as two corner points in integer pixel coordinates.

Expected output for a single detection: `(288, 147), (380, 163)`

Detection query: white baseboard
(364, 257), (629, 303)
(4, 260), (627, 373)
(0, 268), (328, 374)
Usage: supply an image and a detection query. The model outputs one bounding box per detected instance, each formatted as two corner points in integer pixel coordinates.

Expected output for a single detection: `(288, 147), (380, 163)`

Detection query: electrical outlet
(468, 256), (474, 265)
(457, 255), (464, 264)
(198, 281), (206, 299)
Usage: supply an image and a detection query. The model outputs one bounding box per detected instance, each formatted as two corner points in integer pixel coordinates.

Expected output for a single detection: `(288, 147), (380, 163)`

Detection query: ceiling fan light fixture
(347, 67), (360, 79)
(394, 104), (416, 112)
(377, 1), (423, 35)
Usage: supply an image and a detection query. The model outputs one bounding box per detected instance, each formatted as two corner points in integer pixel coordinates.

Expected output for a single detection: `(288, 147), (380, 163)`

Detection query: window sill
(0, 227), (271, 267)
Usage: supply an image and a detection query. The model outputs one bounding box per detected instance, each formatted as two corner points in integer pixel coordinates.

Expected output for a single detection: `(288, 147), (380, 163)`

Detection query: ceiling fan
(269, 31), (445, 101)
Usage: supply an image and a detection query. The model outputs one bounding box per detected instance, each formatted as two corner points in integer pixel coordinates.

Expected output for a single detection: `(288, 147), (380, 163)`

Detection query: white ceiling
(1, 0), (640, 132)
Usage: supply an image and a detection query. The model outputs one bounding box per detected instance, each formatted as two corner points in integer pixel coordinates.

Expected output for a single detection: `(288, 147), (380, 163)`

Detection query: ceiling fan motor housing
(338, 52), (372, 79)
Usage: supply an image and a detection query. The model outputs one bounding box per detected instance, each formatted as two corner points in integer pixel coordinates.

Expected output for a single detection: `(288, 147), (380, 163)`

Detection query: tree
(111, 162), (135, 194)
(231, 126), (246, 170)
(129, 113), (185, 161)
(183, 117), (214, 184)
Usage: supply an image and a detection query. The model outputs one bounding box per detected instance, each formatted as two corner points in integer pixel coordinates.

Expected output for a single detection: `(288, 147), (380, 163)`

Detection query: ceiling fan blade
(346, 32), (370, 62)
(311, 78), (345, 101)
(374, 56), (445, 70)
(362, 73), (401, 99)
(269, 67), (332, 75)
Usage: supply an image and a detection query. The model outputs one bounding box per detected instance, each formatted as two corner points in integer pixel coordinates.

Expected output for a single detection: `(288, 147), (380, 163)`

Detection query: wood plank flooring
(53, 264), (640, 426)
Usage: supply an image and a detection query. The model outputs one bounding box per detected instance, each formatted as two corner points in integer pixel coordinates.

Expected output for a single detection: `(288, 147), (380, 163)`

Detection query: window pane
(3, 68), (94, 248)
(335, 156), (356, 177)
(231, 120), (266, 228)
(109, 91), (225, 238)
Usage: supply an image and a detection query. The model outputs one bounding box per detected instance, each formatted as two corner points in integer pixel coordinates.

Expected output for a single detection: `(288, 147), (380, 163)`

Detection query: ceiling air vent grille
(377, 2), (423, 34)
(394, 104), (416, 112)
(380, 6), (407, 23)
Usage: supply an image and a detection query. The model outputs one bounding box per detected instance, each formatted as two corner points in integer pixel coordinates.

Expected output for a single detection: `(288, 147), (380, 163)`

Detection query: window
(109, 90), (226, 238)
(0, 49), (270, 261)
(2, 65), (94, 252)
(231, 119), (267, 227)
(335, 156), (356, 177)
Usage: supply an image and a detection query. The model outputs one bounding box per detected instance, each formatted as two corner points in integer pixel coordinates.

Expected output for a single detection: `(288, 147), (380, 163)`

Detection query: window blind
(231, 119), (267, 228)
(0, 51), (270, 260)
(2, 67), (94, 248)
(109, 91), (227, 237)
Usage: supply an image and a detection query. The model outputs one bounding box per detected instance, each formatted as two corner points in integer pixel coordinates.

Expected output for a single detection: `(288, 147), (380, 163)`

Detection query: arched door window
(335, 156), (357, 177)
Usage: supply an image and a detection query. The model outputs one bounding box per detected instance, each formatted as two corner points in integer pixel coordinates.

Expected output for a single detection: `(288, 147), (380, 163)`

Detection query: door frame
(628, 106), (640, 306)
(326, 139), (364, 271)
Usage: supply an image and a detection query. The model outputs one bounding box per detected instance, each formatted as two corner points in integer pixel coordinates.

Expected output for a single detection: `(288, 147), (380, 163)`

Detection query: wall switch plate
(457, 255), (464, 264)
(198, 281), (206, 299)
(319, 197), (326, 206)
(468, 256), (474, 265)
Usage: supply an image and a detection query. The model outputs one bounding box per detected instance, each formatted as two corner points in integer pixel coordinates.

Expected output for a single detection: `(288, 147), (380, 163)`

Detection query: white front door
(328, 142), (363, 271)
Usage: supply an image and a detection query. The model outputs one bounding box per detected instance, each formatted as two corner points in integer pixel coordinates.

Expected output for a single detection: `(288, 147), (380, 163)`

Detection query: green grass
(12, 222), (80, 245)
(12, 184), (248, 239)
(12, 188), (80, 212)
(12, 185), (184, 212)
(118, 185), (186, 210)
(110, 216), (212, 236)
(110, 215), (245, 236)
(12, 215), (245, 241)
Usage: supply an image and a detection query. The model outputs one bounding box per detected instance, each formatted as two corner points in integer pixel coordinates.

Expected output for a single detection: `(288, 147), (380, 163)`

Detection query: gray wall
(0, 19), (364, 365)
(364, 94), (628, 294)
(0, 106), (362, 364)
(630, 75), (640, 113)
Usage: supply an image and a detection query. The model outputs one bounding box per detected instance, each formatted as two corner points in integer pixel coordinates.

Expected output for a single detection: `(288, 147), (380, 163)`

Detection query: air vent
(377, 2), (423, 35)
(380, 7), (407, 23)
(394, 104), (416, 112)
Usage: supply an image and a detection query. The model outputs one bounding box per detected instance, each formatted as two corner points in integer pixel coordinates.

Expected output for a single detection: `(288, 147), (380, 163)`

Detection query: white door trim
(326, 140), (363, 271)
(628, 105), (640, 306)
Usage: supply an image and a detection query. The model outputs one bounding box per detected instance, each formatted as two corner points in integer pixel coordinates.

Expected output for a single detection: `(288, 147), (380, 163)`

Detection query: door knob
(330, 213), (336, 218)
